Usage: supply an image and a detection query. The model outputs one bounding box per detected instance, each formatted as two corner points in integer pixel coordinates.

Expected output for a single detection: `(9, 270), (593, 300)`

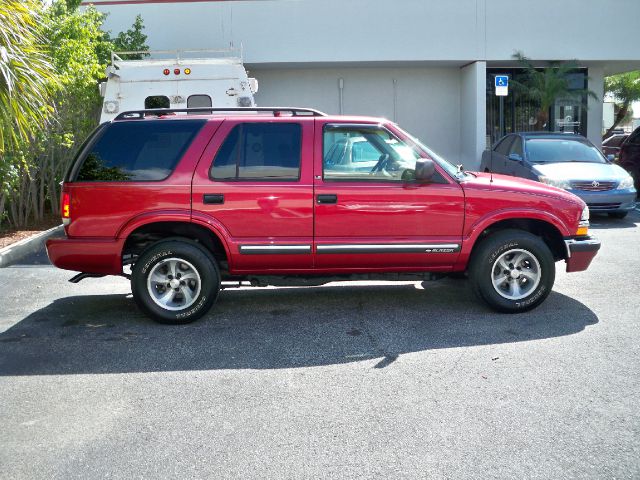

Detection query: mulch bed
(0, 216), (61, 249)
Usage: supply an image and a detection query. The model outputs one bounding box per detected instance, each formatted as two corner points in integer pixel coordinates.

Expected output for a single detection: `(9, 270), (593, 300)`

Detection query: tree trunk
(0, 193), (5, 229)
(603, 102), (629, 139)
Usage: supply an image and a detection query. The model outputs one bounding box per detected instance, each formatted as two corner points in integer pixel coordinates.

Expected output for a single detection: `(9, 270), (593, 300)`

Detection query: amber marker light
(576, 225), (589, 236)
(184, 68), (191, 75)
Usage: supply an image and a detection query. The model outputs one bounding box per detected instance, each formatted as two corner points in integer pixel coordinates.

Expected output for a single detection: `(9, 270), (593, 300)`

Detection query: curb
(0, 225), (63, 268)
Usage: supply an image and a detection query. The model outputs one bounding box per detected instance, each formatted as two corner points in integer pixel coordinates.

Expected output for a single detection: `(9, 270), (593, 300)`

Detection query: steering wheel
(370, 154), (389, 174)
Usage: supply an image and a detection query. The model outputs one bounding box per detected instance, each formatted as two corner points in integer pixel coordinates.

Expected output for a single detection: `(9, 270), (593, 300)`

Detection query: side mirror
(606, 154), (615, 162)
(414, 158), (436, 182)
(508, 153), (523, 162)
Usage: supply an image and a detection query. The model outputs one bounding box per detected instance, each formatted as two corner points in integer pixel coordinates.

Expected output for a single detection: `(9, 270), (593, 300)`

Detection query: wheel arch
(468, 217), (568, 265)
(121, 218), (231, 270)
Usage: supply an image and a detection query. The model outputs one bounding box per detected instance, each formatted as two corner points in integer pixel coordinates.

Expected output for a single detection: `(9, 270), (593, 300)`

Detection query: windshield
(525, 138), (606, 164)
(393, 125), (469, 180)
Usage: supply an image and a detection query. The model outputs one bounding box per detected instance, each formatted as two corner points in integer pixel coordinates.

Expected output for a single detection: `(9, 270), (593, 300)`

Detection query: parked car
(480, 132), (636, 218)
(601, 133), (628, 159)
(617, 126), (640, 195)
(47, 108), (600, 324)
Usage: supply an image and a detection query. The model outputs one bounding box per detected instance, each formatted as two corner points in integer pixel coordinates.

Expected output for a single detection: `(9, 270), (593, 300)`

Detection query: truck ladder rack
(114, 107), (328, 120)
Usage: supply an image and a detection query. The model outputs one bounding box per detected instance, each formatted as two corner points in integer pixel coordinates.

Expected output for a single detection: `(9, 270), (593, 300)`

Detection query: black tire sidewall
(470, 230), (555, 313)
(131, 240), (220, 324)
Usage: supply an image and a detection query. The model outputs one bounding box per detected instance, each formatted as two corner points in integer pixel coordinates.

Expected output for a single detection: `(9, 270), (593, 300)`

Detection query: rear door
(192, 117), (314, 272)
(313, 121), (464, 271)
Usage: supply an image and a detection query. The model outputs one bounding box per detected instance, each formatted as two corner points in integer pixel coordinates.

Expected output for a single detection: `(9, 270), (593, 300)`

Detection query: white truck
(99, 49), (258, 122)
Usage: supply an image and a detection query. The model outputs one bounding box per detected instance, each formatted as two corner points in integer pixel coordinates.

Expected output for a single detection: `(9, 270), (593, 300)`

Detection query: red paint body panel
(46, 237), (124, 274)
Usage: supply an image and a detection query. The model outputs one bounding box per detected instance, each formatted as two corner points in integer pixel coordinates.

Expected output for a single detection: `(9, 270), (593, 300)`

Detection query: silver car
(480, 133), (636, 218)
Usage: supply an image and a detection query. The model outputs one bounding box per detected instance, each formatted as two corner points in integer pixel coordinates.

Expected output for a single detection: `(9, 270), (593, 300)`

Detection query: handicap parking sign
(495, 75), (509, 96)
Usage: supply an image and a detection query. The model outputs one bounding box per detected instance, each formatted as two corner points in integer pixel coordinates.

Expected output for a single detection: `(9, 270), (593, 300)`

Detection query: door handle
(317, 194), (337, 204)
(203, 194), (224, 204)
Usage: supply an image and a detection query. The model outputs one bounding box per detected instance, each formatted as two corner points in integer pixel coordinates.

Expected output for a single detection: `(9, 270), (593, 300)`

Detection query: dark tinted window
(628, 127), (640, 145)
(210, 123), (301, 180)
(495, 135), (514, 155)
(76, 120), (205, 181)
(603, 135), (627, 147)
(145, 96), (170, 109)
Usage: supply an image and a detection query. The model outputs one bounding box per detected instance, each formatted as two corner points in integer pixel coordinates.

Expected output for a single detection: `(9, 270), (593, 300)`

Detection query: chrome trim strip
(239, 245), (311, 255)
(316, 243), (460, 254)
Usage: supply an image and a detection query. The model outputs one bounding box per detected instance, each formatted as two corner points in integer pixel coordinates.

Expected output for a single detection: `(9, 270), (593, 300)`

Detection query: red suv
(47, 108), (600, 324)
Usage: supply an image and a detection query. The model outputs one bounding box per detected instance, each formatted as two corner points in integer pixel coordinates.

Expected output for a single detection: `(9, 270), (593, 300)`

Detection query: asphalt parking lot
(1, 210), (639, 479)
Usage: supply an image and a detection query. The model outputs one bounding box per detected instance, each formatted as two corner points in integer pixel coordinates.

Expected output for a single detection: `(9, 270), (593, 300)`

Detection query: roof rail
(111, 47), (242, 64)
(114, 107), (328, 120)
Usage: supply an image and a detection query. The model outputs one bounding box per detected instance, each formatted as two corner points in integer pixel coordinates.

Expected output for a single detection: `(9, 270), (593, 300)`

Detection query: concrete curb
(0, 225), (63, 268)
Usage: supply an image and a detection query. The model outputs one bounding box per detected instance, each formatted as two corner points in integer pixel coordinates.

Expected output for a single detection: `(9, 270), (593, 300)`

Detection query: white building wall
(254, 67), (462, 163)
(91, 0), (640, 65)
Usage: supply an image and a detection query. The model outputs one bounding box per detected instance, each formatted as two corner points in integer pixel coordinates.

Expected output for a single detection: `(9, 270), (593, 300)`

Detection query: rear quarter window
(75, 120), (205, 182)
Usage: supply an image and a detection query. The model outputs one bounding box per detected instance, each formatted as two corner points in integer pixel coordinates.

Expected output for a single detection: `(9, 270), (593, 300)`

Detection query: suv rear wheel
(469, 229), (554, 313)
(131, 240), (220, 324)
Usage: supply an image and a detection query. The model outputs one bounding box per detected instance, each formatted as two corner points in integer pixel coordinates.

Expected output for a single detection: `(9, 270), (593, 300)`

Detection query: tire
(131, 239), (220, 324)
(608, 211), (628, 219)
(468, 229), (555, 313)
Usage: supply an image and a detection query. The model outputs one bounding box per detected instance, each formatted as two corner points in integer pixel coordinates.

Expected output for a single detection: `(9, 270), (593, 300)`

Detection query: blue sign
(495, 75), (509, 87)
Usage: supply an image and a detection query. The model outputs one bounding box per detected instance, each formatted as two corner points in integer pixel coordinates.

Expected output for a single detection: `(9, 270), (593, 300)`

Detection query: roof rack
(114, 107), (328, 121)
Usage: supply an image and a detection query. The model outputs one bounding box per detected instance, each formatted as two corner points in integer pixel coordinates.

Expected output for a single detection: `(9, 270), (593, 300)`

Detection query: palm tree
(0, 0), (56, 154)
(512, 52), (598, 131)
(603, 71), (640, 138)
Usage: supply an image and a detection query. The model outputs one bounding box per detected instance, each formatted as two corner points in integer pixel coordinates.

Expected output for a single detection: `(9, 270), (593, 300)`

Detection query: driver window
(323, 125), (420, 181)
(510, 137), (523, 157)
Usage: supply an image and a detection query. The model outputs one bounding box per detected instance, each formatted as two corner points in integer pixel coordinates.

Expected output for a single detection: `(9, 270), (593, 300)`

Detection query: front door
(313, 122), (465, 271)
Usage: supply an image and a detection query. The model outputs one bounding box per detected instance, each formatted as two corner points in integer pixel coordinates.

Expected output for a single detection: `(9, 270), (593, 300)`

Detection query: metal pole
(499, 95), (505, 137)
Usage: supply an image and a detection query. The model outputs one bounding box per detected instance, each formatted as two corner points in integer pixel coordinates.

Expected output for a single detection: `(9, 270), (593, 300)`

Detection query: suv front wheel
(469, 230), (555, 313)
(131, 240), (220, 324)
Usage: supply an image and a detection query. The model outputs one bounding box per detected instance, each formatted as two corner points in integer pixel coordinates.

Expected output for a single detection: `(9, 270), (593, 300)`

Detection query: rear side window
(76, 120), (205, 181)
(210, 123), (301, 181)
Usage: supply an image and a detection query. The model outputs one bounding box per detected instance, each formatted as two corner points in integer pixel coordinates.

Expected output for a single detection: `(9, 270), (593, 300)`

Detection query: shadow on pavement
(0, 281), (599, 376)
(589, 209), (639, 230)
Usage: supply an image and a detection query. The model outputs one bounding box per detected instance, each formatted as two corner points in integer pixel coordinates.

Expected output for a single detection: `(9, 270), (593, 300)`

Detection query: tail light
(62, 192), (70, 226)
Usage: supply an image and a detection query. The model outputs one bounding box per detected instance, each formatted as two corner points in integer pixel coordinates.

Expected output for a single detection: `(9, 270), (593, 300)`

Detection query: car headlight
(617, 176), (634, 189)
(538, 176), (571, 190)
(577, 206), (589, 236)
(581, 206), (590, 222)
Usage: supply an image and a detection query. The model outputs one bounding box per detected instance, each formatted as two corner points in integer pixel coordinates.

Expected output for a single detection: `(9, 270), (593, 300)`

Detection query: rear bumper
(564, 236), (601, 273)
(46, 237), (124, 275)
